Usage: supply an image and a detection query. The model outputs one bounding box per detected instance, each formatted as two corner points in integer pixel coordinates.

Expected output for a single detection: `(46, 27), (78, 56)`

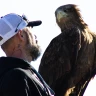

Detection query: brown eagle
(38, 4), (96, 96)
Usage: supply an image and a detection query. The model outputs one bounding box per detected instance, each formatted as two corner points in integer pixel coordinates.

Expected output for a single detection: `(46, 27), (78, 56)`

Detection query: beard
(24, 32), (42, 61)
(26, 44), (41, 61)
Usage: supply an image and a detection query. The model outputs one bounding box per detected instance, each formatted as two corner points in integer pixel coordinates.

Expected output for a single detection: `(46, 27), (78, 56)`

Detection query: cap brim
(27, 20), (42, 27)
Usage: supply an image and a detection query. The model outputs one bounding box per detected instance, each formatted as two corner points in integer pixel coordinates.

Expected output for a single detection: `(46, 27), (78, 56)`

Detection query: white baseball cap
(0, 13), (42, 46)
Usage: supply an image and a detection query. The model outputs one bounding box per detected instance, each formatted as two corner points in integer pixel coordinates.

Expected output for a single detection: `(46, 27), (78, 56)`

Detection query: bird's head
(55, 4), (87, 31)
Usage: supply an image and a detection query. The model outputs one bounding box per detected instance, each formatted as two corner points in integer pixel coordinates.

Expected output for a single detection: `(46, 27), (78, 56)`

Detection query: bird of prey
(38, 4), (96, 96)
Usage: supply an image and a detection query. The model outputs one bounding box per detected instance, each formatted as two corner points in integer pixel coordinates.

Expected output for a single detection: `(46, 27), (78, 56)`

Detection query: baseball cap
(0, 13), (42, 46)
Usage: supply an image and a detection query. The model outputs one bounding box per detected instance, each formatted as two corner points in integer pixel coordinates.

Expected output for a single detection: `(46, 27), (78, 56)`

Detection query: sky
(0, 0), (96, 95)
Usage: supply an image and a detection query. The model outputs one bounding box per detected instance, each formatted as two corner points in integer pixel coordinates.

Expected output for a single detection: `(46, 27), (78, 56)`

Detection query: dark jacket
(0, 57), (55, 96)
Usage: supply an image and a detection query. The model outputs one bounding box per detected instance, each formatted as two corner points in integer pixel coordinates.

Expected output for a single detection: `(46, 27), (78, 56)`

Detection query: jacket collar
(0, 56), (31, 76)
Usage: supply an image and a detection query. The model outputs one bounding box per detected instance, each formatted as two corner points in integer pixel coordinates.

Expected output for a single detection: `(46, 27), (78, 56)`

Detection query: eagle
(38, 4), (96, 96)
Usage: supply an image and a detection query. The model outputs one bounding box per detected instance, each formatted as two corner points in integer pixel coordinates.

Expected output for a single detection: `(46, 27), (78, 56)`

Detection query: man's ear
(17, 30), (25, 41)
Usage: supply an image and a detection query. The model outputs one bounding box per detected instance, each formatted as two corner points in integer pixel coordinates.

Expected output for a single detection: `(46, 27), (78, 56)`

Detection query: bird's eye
(63, 9), (68, 12)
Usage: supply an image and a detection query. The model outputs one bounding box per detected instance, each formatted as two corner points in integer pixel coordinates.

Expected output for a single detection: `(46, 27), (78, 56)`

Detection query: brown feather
(39, 4), (96, 96)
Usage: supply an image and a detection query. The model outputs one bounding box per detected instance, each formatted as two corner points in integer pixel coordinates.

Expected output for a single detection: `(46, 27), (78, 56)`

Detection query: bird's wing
(38, 33), (71, 86)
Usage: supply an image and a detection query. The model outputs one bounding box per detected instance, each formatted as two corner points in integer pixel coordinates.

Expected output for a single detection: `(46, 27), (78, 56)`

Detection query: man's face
(24, 27), (41, 61)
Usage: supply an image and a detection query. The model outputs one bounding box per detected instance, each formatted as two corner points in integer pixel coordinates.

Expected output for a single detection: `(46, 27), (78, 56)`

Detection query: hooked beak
(56, 10), (68, 22)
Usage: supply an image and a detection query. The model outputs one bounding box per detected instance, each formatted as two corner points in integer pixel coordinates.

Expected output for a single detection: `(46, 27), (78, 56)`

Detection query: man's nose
(34, 35), (37, 39)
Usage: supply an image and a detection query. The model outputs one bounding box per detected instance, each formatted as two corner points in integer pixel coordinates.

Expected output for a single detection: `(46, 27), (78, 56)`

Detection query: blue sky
(0, 0), (96, 95)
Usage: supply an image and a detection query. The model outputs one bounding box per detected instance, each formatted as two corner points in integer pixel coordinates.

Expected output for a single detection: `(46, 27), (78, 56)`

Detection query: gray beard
(26, 43), (41, 61)
(29, 45), (41, 61)
(24, 30), (42, 61)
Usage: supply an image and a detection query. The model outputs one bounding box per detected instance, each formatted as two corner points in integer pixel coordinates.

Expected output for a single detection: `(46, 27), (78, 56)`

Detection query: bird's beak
(56, 10), (68, 22)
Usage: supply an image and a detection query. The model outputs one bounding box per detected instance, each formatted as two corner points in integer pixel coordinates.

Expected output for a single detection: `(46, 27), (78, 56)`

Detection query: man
(0, 13), (55, 96)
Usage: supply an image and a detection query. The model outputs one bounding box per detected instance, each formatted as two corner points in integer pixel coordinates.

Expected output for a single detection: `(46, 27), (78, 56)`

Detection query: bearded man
(0, 13), (54, 96)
